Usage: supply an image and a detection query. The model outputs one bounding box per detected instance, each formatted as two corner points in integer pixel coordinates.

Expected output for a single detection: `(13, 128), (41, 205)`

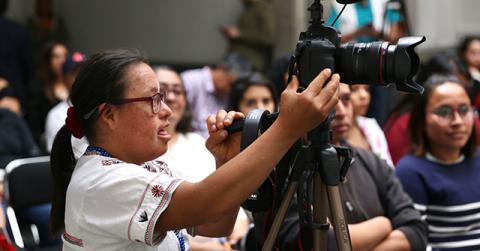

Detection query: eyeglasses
(430, 104), (474, 122)
(115, 91), (166, 114)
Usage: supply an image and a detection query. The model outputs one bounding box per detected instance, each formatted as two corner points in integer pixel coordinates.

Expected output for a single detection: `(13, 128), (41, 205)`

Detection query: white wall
(403, 0), (480, 53)
(57, 0), (243, 64)
(5, 0), (480, 64)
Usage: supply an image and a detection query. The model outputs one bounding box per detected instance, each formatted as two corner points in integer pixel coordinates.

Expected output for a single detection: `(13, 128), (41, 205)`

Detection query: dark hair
(416, 52), (466, 86)
(228, 72), (278, 112)
(458, 36), (480, 79)
(154, 66), (193, 134)
(50, 49), (148, 234)
(458, 35), (480, 63)
(409, 74), (477, 158)
(37, 41), (68, 104)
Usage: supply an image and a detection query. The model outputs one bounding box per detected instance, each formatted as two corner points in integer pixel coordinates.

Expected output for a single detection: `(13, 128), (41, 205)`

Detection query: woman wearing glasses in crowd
(49, 49), (339, 250)
(395, 74), (480, 251)
(154, 66), (249, 250)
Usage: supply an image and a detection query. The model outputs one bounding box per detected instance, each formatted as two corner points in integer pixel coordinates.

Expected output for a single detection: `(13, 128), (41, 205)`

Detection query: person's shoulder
(357, 116), (382, 130)
(180, 67), (210, 88)
(396, 154), (423, 166)
(0, 108), (22, 124)
(181, 67), (208, 78)
(46, 101), (68, 119)
(351, 146), (390, 171)
(395, 154), (427, 175)
(351, 145), (380, 161)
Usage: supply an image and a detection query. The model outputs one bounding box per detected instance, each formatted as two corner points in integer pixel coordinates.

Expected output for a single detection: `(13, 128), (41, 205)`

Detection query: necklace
(85, 145), (113, 158)
(173, 230), (186, 251)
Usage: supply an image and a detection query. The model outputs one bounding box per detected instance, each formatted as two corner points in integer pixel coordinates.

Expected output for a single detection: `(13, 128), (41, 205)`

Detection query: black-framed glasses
(430, 104), (474, 122)
(116, 91), (166, 114)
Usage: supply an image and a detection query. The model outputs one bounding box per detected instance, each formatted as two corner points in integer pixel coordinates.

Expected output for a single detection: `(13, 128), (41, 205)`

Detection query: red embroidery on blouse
(151, 185), (164, 198)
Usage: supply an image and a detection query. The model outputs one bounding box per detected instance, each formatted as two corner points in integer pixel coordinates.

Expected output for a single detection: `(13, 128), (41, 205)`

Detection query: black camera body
(294, 0), (425, 94)
(237, 0), (426, 214)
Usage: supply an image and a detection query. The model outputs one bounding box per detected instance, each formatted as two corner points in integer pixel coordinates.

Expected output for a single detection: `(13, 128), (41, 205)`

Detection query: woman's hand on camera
(205, 110), (245, 167)
(276, 68), (340, 139)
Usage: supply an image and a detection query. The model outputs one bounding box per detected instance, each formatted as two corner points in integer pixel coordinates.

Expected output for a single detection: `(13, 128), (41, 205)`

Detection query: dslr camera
(237, 0), (426, 213)
(292, 0), (425, 93)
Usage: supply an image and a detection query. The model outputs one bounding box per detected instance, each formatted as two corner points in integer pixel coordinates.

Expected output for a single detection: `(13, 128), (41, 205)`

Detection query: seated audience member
(348, 84), (393, 167)
(385, 52), (473, 164)
(181, 53), (253, 138)
(49, 49), (339, 250)
(0, 82), (56, 247)
(155, 66), (249, 250)
(228, 72), (278, 114)
(0, 0), (34, 109)
(155, 66), (216, 181)
(458, 36), (480, 84)
(458, 36), (480, 110)
(0, 77), (22, 116)
(0, 86), (41, 169)
(26, 41), (68, 148)
(44, 52), (88, 158)
(395, 74), (480, 251)
(252, 83), (427, 251)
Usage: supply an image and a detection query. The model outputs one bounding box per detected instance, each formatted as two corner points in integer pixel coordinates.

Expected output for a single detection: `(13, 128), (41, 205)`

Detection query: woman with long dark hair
(26, 41), (68, 148)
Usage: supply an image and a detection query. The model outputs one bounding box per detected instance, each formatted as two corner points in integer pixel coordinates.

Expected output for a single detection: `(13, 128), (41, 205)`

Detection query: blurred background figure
(155, 66), (250, 250)
(396, 74), (480, 251)
(327, 0), (406, 43)
(181, 53), (253, 138)
(0, 88), (40, 169)
(458, 36), (480, 83)
(156, 66), (216, 182)
(220, 0), (275, 72)
(26, 41), (68, 150)
(327, 0), (408, 126)
(44, 51), (87, 158)
(458, 36), (480, 110)
(228, 71), (278, 114)
(26, 0), (68, 66)
(384, 51), (478, 164)
(348, 84), (393, 167)
(0, 0), (34, 110)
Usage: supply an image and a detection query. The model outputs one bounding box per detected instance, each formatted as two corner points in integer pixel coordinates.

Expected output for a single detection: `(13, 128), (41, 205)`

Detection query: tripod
(261, 121), (353, 251)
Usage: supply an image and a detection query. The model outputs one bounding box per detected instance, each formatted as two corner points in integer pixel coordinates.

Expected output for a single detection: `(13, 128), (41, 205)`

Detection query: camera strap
(240, 109), (276, 213)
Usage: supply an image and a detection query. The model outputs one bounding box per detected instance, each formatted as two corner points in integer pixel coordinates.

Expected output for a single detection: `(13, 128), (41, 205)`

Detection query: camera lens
(336, 36), (425, 93)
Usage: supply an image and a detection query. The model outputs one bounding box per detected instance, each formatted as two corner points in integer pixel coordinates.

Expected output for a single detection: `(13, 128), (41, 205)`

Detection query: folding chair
(3, 156), (54, 250)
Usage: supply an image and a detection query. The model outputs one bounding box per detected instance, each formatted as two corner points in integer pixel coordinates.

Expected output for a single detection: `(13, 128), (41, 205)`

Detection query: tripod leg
(313, 173), (328, 251)
(326, 186), (352, 251)
(262, 182), (298, 251)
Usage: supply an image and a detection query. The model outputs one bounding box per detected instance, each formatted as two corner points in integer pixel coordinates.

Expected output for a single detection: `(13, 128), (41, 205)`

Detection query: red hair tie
(66, 107), (84, 138)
